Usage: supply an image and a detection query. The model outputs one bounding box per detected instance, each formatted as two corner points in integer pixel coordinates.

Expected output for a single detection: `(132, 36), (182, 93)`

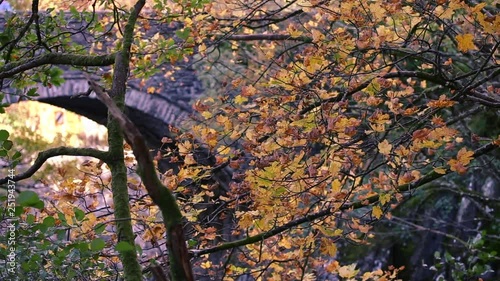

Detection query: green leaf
(188, 239), (198, 247)
(75, 242), (89, 251)
(136, 244), (143, 255)
(26, 88), (39, 97)
(17, 191), (40, 207)
(69, 6), (79, 17)
(31, 253), (42, 262)
(12, 150), (22, 159)
(175, 27), (191, 40)
(90, 238), (106, 251)
(94, 223), (106, 234)
(56, 229), (67, 240)
(43, 216), (56, 227)
(48, 67), (65, 86)
(32, 200), (44, 209)
(115, 241), (135, 252)
(2, 140), (13, 150)
(26, 214), (36, 224)
(0, 129), (9, 141)
(15, 206), (23, 216)
(74, 207), (85, 221)
(58, 212), (67, 225)
(0, 150), (7, 157)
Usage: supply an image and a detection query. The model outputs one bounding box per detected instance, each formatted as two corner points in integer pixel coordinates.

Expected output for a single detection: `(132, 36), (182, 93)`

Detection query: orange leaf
(456, 34), (476, 52)
(372, 206), (383, 219)
(378, 139), (392, 155)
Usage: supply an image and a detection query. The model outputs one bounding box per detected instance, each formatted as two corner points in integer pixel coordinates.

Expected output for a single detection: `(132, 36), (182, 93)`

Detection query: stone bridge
(1, 12), (204, 147)
(3, 66), (203, 147)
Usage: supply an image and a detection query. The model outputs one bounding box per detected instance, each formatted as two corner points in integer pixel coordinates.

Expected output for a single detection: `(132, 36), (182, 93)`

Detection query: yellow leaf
(147, 86), (156, 94)
(470, 2), (486, 14)
(456, 34), (476, 52)
(201, 260), (212, 269)
(379, 193), (391, 205)
(338, 263), (359, 278)
(378, 139), (392, 155)
(241, 85), (257, 97)
(178, 141), (192, 155)
(369, 3), (386, 22)
(332, 179), (342, 193)
(216, 114), (229, 124)
(234, 95), (248, 105)
(287, 24), (303, 38)
(372, 205), (383, 219)
(198, 43), (207, 55)
(312, 29), (325, 43)
(434, 167), (447, 174)
(184, 154), (197, 165)
(320, 237), (337, 256)
(201, 111), (213, 119)
(457, 147), (474, 165)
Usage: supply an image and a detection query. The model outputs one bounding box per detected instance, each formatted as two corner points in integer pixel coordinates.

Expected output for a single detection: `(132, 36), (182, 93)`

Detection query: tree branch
(222, 34), (312, 43)
(191, 141), (499, 257)
(0, 146), (109, 184)
(87, 73), (195, 280)
(0, 53), (115, 79)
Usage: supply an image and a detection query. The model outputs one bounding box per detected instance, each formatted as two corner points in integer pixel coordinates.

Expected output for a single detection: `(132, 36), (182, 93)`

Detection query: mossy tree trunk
(94, 1), (195, 280)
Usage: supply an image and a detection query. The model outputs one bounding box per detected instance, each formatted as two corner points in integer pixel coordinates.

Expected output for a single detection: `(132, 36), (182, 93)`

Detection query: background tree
(1, 0), (499, 280)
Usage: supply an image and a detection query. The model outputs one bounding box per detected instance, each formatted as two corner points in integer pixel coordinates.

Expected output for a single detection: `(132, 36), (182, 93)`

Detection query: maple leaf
(234, 95), (248, 105)
(201, 260), (212, 269)
(448, 147), (474, 175)
(378, 139), (392, 155)
(456, 147), (474, 164)
(434, 167), (447, 174)
(456, 34), (476, 52)
(287, 24), (303, 38)
(320, 237), (337, 256)
(201, 111), (213, 119)
(338, 263), (359, 278)
(372, 205), (383, 219)
(427, 95), (457, 108)
(379, 193), (391, 205)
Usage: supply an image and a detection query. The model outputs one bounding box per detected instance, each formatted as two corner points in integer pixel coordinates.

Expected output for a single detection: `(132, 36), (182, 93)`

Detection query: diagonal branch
(191, 141), (499, 257)
(222, 34), (312, 42)
(86, 75), (195, 281)
(0, 53), (116, 79)
(0, 146), (109, 185)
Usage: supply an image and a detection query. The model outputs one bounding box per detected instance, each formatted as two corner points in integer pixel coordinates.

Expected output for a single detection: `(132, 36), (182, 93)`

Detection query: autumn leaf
(456, 147), (474, 164)
(201, 111), (213, 119)
(320, 237), (337, 256)
(184, 153), (197, 165)
(147, 86), (156, 94)
(434, 167), (447, 174)
(201, 260), (212, 269)
(456, 34), (476, 52)
(287, 24), (303, 38)
(448, 147), (474, 175)
(241, 85), (257, 97)
(427, 95), (457, 108)
(372, 205), (383, 219)
(379, 193), (391, 205)
(234, 95), (248, 105)
(204, 226), (218, 240)
(178, 140), (193, 155)
(338, 263), (359, 278)
(378, 139), (392, 155)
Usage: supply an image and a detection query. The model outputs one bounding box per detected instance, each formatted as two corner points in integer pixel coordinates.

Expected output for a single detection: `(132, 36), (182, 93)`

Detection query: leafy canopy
(0, 0), (499, 280)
